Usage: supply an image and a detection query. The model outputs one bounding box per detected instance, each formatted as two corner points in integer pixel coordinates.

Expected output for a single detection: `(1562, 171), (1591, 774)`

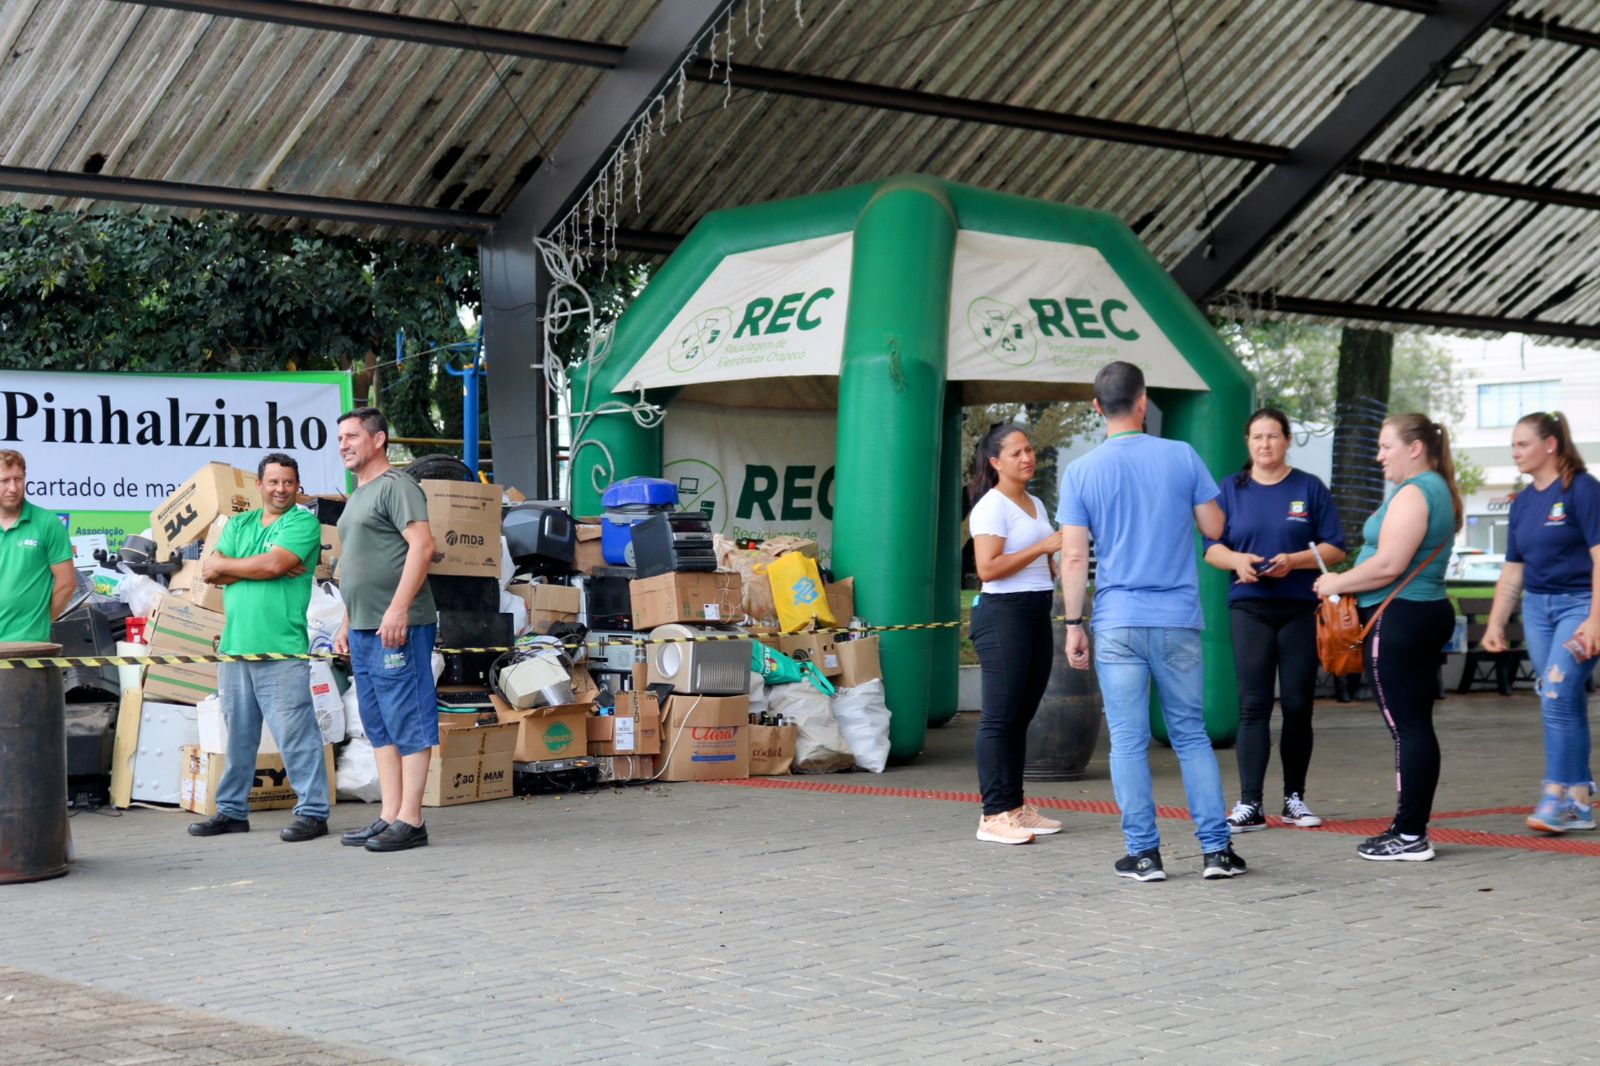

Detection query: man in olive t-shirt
(333, 407), (438, 853)
(0, 450), (76, 643)
(187, 453), (329, 843)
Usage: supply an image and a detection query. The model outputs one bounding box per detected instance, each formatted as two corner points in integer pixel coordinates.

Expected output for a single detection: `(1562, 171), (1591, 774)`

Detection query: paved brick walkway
(4, 690), (1600, 1064)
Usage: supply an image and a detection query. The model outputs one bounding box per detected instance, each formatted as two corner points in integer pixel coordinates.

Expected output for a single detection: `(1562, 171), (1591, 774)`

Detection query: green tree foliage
(0, 206), (479, 446)
(1218, 320), (1483, 493)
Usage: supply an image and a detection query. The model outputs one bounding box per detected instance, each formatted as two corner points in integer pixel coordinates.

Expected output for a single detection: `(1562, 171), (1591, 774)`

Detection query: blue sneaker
(1528, 794), (1568, 835)
(1566, 798), (1596, 831)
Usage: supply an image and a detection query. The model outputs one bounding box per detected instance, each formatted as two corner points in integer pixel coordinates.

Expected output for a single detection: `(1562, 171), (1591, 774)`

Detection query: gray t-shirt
(337, 470), (438, 630)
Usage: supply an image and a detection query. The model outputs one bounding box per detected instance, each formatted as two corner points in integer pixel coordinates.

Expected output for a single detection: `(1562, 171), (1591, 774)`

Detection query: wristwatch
(1063, 617), (1084, 626)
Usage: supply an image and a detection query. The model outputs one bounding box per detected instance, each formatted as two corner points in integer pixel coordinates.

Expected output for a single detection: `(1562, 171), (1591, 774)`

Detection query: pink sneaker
(1012, 804), (1062, 835)
(976, 811), (1035, 845)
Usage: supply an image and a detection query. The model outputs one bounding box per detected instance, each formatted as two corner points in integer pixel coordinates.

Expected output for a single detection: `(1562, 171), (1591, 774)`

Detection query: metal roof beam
(693, 60), (1287, 162)
(1170, 0), (1512, 305)
(0, 165), (494, 232)
(1359, 1), (1600, 50)
(1228, 292), (1600, 342)
(118, 1), (1600, 212)
(481, 1), (730, 501)
(123, 0), (624, 67)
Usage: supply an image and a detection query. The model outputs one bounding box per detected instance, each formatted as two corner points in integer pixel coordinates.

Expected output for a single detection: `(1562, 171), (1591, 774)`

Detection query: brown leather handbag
(1316, 542), (1446, 676)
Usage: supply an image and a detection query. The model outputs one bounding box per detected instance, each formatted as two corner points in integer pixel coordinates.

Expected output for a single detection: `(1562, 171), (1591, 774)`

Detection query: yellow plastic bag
(763, 551), (837, 634)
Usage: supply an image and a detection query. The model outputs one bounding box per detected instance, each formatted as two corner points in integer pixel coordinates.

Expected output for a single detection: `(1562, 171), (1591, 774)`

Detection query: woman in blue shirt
(1483, 412), (1600, 833)
(1204, 409), (1346, 833)
(1315, 414), (1461, 862)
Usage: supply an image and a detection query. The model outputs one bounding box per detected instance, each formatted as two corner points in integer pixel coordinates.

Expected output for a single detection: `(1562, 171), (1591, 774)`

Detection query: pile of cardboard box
(110, 463), (337, 814)
(103, 460), (891, 817)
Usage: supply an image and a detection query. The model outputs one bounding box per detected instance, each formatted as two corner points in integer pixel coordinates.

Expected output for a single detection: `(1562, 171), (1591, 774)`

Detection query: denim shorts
(349, 623), (439, 756)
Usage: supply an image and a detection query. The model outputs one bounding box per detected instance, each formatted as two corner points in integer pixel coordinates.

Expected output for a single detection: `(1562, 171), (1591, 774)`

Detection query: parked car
(1447, 550), (1506, 585)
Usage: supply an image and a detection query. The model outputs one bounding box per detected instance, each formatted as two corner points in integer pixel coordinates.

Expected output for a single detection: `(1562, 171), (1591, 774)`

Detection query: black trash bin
(0, 641), (69, 884)
(1023, 603), (1103, 781)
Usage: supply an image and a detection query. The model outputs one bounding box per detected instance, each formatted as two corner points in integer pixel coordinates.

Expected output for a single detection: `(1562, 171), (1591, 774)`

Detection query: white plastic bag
(832, 680), (891, 773)
(336, 735), (382, 802)
(500, 588), (530, 637)
(306, 581), (345, 656)
(747, 671), (769, 720)
(307, 660), (346, 744)
(342, 682), (365, 739)
(196, 693), (227, 753)
(768, 683), (853, 773)
(115, 571), (168, 619)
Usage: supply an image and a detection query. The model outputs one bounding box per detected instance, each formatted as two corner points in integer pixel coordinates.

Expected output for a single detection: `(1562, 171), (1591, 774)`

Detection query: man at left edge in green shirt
(187, 452), (330, 844)
(0, 449), (76, 643)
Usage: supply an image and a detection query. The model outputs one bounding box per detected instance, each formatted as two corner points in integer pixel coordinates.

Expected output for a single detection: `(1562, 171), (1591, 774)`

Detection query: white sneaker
(1282, 793), (1323, 828)
(976, 811), (1035, 845)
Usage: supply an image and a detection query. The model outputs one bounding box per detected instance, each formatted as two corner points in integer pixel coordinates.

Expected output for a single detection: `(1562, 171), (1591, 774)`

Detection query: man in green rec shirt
(187, 452), (329, 843)
(0, 450), (76, 643)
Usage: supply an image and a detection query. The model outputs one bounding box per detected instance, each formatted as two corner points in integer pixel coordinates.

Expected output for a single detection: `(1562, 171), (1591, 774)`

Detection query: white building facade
(1450, 335), (1600, 552)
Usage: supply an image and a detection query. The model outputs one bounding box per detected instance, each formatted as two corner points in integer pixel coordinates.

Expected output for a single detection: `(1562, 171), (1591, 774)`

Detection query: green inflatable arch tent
(570, 175), (1252, 762)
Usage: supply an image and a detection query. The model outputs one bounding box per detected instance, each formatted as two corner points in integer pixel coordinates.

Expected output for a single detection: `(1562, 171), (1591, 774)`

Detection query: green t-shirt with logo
(0, 501), (73, 643)
(216, 507), (323, 656)
(336, 470), (437, 630)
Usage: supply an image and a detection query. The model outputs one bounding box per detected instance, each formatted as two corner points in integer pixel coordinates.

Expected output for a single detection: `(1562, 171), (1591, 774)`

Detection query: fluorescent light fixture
(1436, 61), (1483, 89)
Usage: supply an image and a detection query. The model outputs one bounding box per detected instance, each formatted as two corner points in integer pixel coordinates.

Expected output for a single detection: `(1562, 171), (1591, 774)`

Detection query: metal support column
(480, 237), (549, 497)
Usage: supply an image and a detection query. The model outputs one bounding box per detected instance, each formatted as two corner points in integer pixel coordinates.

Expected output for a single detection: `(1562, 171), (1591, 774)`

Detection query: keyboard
(437, 688), (496, 708)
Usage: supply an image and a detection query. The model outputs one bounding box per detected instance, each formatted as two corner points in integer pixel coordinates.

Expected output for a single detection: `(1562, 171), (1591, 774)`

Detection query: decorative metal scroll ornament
(547, 0), (807, 268)
(537, 237), (664, 501)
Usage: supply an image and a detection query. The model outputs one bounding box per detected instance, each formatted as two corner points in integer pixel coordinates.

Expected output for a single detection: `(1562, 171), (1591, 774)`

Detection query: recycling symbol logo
(668, 306), (733, 373)
(968, 297), (1037, 366)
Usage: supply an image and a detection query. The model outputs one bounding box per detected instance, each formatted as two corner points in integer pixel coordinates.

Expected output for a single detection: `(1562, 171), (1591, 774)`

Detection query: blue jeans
(349, 623), (439, 756)
(1094, 627), (1230, 854)
(1522, 591), (1598, 788)
(217, 660), (330, 821)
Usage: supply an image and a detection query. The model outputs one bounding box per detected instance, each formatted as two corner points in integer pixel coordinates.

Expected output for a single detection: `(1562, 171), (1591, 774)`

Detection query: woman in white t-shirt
(967, 423), (1063, 845)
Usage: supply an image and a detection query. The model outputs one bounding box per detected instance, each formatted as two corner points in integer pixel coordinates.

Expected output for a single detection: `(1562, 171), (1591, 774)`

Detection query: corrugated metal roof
(0, 0), (1597, 340)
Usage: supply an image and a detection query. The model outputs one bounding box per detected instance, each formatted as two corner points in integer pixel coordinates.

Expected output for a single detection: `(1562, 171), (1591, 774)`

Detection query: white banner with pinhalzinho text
(0, 369), (351, 538)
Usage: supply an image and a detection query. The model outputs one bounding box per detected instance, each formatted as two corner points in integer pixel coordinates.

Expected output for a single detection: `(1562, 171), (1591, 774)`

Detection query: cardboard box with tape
(654, 693), (750, 781)
(179, 744), (336, 816)
(491, 694), (592, 762)
(421, 479), (501, 577)
(777, 630), (841, 678)
(151, 463), (261, 556)
(143, 596), (225, 704)
(587, 691), (661, 756)
(629, 571), (742, 629)
(424, 720), (517, 806)
(834, 635), (882, 688)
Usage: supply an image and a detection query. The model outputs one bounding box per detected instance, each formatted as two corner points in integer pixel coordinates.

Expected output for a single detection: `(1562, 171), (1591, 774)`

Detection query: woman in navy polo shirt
(1204, 409), (1346, 832)
(1483, 411), (1600, 834)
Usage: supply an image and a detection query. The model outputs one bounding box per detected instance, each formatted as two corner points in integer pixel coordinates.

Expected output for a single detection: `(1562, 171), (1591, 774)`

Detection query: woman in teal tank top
(1315, 414), (1463, 862)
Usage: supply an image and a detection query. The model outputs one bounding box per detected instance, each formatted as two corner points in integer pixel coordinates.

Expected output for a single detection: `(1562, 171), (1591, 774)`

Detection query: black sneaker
(280, 816), (329, 843)
(364, 819), (429, 852)
(340, 818), (390, 847)
(1114, 848), (1166, 882)
(1356, 829), (1434, 861)
(187, 812), (249, 837)
(1203, 845), (1248, 879)
(1282, 793), (1324, 828)
(1226, 801), (1267, 832)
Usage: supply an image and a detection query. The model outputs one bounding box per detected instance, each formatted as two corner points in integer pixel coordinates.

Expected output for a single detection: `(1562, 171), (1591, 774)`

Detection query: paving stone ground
(4, 689), (1600, 1065)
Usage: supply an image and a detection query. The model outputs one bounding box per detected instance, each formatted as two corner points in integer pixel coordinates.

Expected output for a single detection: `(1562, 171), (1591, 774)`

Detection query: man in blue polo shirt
(0, 450), (75, 643)
(1057, 362), (1245, 883)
